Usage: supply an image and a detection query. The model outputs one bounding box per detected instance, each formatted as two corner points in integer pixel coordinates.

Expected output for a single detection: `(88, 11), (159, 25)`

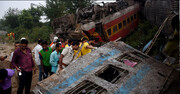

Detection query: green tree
(0, 19), (6, 30)
(12, 26), (30, 40)
(3, 8), (20, 29)
(43, 0), (95, 22)
(18, 10), (33, 29)
(27, 6), (43, 26)
(43, 0), (67, 22)
(29, 25), (52, 43)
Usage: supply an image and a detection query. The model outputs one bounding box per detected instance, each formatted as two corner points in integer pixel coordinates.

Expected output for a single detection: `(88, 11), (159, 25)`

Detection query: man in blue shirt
(50, 43), (62, 73)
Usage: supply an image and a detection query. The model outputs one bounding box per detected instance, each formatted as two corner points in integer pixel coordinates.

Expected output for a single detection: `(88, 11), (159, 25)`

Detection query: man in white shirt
(9, 42), (20, 87)
(32, 39), (43, 81)
(50, 36), (59, 51)
(9, 42), (20, 62)
(58, 41), (79, 72)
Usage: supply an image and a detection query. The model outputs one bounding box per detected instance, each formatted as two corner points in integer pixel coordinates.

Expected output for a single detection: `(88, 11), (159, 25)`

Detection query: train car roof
(33, 41), (178, 94)
(81, 3), (139, 31)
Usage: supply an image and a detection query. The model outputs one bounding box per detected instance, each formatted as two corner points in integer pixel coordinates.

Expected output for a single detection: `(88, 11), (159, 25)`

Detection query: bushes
(9, 25), (52, 43)
(29, 26), (52, 43)
(0, 7), (52, 44)
(123, 20), (158, 49)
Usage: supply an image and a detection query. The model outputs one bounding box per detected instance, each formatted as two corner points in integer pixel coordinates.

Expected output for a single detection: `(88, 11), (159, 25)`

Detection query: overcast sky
(0, 0), (116, 22)
(0, 0), (46, 22)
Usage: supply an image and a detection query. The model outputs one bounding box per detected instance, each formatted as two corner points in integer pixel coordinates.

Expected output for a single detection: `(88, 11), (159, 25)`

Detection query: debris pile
(51, 0), (131, 40)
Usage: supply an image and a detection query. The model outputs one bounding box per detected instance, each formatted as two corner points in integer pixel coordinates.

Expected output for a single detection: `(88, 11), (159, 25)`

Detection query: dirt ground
(0, 43), (39, 94)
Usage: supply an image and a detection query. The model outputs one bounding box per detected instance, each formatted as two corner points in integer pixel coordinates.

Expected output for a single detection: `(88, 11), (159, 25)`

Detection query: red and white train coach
(81, 3), (140, 42)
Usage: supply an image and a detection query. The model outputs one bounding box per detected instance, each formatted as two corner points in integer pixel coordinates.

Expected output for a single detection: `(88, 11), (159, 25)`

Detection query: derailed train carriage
(51, 1), (140, 42)
(33, 41), (178, 94)
(80, 3), (140, 42)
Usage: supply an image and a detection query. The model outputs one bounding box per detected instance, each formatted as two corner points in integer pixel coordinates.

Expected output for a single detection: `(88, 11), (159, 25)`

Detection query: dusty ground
(0, 43), (39, 94)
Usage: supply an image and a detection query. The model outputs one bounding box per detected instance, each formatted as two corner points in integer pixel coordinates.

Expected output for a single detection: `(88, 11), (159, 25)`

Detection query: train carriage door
(95, 22), (107, 41)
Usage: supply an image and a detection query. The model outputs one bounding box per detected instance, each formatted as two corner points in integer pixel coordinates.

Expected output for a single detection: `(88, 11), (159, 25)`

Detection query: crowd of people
(0, 36), (97, 94)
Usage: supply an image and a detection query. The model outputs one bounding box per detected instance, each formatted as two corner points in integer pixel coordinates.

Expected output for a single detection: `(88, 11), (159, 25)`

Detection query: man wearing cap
(50, 36), (58, 48)
(20, 37), (26, 40)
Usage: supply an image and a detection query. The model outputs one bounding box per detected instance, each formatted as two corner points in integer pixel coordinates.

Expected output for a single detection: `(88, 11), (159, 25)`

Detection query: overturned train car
(51, 1), (140, 42)
(80, 3), (140, 42)
(33, 41), (178, 94)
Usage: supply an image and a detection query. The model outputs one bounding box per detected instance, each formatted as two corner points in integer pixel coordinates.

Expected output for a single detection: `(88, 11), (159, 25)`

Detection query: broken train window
(95, 65), (128, 84)
(65, 80), (107, 94)
(116, 54), (141, 67)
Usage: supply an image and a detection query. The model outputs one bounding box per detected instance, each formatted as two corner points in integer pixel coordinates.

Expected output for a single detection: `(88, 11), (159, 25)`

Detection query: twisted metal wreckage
(50, 0), (136, 41)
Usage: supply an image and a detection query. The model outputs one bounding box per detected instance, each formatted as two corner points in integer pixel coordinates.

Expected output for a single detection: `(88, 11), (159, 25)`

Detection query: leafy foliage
(123, 20), (158, 49)
(3, 8), (20, 29)
(0, 7), (52, 43)
(18, 10), (33, 29)
(43, 0), (67, 22)
(0, 1), (94, 43)
(29, 25), (52, 43)
(27, 6), (43, 26)
(43, 0), (94, 22)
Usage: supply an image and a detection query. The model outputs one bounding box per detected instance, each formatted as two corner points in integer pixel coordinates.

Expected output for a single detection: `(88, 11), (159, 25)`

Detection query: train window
(107, 28), (111, 36)
(95, 65), (129, 84)
(127, 18), (130, 24)
(131, 16), (134, 21)
(118, 23), (122, 29)
(134, 14), (137, 19)
(113, 25), (118, 32)
(65, 80), (107, 94)
(123, 20), (126, 26)
(116, 54), (141, 67)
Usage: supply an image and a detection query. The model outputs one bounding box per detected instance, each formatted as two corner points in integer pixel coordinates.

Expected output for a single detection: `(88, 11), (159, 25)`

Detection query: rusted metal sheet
(33, 41), (178, 94)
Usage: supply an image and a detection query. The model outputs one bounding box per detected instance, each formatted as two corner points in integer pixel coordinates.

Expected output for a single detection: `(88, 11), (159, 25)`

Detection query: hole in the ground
(65, 80), (107, 94)
(96, 65), (128, 84)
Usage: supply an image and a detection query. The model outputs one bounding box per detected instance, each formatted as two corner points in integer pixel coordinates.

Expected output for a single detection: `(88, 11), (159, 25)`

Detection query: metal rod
(76, 83), (95, 94)
(111, 70), (127, 83)
(70, 81), (91, 94)
(85, 85), (101, 94)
